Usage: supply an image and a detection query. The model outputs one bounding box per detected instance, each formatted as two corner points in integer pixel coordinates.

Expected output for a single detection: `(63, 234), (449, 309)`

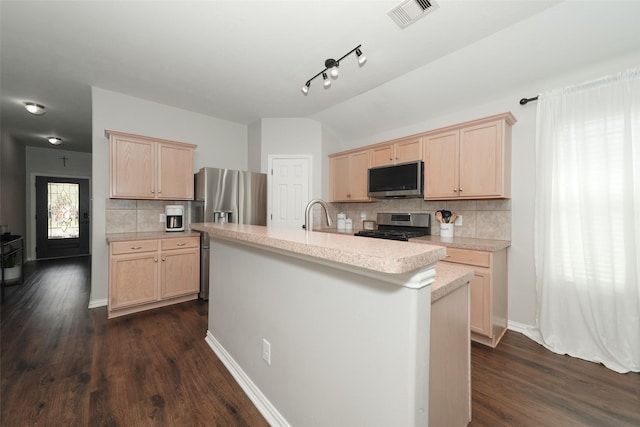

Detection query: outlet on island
(159, 213), (166, 223)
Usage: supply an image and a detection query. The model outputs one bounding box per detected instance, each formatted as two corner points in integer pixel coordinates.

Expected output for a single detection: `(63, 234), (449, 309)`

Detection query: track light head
(325, 59), (339, 79)
(356, 48), (367, 67)
(322, 72), (331, 89)
(301, 81), (310, 95)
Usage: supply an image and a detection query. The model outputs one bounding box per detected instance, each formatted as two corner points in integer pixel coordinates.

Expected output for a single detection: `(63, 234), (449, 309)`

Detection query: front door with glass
(35, 176), (90, 259)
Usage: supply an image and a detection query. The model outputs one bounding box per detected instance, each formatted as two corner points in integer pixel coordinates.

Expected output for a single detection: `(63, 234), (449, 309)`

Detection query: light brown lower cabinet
(442, 247), (508, 347)
(108, 236), (199, 318)
(430, 283), (471, 427)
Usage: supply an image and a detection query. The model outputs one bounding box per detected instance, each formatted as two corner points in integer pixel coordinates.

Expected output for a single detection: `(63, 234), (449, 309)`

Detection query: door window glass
(47, 182), (79, 239)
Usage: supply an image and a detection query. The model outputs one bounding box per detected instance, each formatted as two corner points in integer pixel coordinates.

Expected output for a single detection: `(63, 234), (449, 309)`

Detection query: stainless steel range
(354, 212), (431, 241)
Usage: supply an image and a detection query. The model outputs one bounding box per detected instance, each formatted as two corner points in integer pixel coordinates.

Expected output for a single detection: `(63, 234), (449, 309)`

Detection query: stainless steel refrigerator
(191, 167), (267, 299)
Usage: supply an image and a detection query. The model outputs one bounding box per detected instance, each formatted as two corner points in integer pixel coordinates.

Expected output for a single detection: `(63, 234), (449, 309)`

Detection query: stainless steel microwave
(368, 161), (424, 198)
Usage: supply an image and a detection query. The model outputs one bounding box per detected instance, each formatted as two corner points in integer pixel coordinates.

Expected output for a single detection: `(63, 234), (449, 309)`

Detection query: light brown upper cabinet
(424, 113), (516, 200)
(106, 130), (196, 200)
(370, 137), (423, 167)
(329, 149), (371, 202)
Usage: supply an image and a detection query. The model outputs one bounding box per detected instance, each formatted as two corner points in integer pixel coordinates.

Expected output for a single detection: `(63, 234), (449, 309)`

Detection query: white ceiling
(2, 1), (640, 153)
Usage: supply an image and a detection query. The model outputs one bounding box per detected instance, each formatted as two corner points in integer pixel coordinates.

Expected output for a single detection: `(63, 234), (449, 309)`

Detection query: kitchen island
(189, 222), (470, 426)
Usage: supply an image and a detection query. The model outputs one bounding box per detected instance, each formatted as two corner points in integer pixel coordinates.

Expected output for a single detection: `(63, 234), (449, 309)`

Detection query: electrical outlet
(159, 213), (166, 223)
(454, 215), (462, 226)
(262, 338), (271, 365)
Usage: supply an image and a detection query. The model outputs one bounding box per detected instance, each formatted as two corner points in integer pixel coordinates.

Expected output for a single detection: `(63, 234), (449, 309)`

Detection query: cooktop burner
(354, 212), (431, 241)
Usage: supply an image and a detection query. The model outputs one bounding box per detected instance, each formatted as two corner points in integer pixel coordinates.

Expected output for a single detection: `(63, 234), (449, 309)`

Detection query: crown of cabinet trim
(105, 130), (197, 150)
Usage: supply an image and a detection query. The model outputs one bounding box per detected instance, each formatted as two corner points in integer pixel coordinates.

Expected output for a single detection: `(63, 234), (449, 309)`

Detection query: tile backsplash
(105, 199), (189, 233)
(106, 197), (511, 241)
(327, 198), (512, 241)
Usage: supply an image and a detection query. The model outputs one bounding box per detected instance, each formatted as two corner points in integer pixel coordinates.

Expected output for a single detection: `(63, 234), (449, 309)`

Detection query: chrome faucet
(304, 199), (333, 231)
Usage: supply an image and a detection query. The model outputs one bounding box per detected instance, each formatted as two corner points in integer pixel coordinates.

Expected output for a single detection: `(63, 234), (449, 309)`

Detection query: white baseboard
(507, 320), (531, 334)
(88, 298), (107, 309)
(205, 331), (290, 427)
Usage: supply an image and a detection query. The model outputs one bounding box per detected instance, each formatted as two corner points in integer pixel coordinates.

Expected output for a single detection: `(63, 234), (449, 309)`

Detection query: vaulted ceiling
(2, 1), (639, 153)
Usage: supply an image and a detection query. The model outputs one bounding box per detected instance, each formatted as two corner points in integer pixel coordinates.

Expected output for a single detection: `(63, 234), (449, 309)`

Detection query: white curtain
(525, 68), (640, 373)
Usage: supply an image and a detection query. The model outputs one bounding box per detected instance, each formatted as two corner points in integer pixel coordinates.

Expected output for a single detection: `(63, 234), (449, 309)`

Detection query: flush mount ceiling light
(24, 102), (46, 115)
(48, 137), (63, 145)
(301, 44), (367, 95)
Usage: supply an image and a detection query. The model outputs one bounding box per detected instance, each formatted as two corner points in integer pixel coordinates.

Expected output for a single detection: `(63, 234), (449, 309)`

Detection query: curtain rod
(519, 96), (539, 105)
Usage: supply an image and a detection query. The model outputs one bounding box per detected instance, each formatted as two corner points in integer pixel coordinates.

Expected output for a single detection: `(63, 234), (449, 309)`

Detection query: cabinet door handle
(154, 257), (158, 262)
(453, 188), (458, 192)
(162, 257), (166, 262)
(459, 187), (463, 192)
(131, 246), (142, 250)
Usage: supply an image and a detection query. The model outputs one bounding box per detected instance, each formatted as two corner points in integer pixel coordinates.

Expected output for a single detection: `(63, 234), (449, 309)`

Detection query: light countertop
(316, 227), (510, 252)
(190, 222), (446, 275)
(431, 262), (474, 303)
(410, 235), (510, 252)
(108, 225), (474, 300)
(105, 230), (201, 243)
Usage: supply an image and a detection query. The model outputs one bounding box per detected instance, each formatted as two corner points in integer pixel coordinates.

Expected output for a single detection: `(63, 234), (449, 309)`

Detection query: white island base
(202, 233), (440, 426)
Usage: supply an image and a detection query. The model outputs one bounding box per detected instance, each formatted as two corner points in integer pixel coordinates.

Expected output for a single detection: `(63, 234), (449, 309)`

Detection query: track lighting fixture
(25, 102), (46, 115)
(300, 44), (366, 95)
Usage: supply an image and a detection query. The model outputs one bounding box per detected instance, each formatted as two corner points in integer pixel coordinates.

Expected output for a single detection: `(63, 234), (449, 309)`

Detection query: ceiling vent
(387, 0), (439, 29)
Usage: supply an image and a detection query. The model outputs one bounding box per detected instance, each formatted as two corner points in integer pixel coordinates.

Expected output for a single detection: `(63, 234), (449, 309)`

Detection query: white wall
(320, 125), (341, 201)
(90, 87), (248, 306)
(208, 238), (431, 426)
(258, 118), (323, 198)
(0, 130), (26, 238)
(24, 146), (92, 260)
(247, 120), (262, 173)
(324, 51), (640, 328)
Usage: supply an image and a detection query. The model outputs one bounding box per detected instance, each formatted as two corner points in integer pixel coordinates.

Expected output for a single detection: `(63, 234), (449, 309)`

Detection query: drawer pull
(131, 246), (142, 250)
(176, 243), (186, 247)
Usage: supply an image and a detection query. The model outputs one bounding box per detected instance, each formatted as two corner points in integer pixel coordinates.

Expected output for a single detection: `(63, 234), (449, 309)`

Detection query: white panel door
(269, 156), (311, 229)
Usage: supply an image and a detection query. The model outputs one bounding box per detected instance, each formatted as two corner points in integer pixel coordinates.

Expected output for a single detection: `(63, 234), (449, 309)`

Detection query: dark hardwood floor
(2, 257), (639, 426)
(1, 256), (268, 427)
(470, 332), (640, 426)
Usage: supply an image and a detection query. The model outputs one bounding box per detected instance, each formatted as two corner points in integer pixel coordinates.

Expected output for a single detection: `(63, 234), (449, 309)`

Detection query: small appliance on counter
(213, 210), (232, 223)
(354, 212), (430, 241)
(165, 205), (185, 232)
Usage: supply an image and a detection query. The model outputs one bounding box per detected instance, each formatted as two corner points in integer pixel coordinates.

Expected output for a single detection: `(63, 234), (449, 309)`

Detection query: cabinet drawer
(111, 240), (158, 255)
(161, 236), (199, 251)
(444, 247), (490, 268)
